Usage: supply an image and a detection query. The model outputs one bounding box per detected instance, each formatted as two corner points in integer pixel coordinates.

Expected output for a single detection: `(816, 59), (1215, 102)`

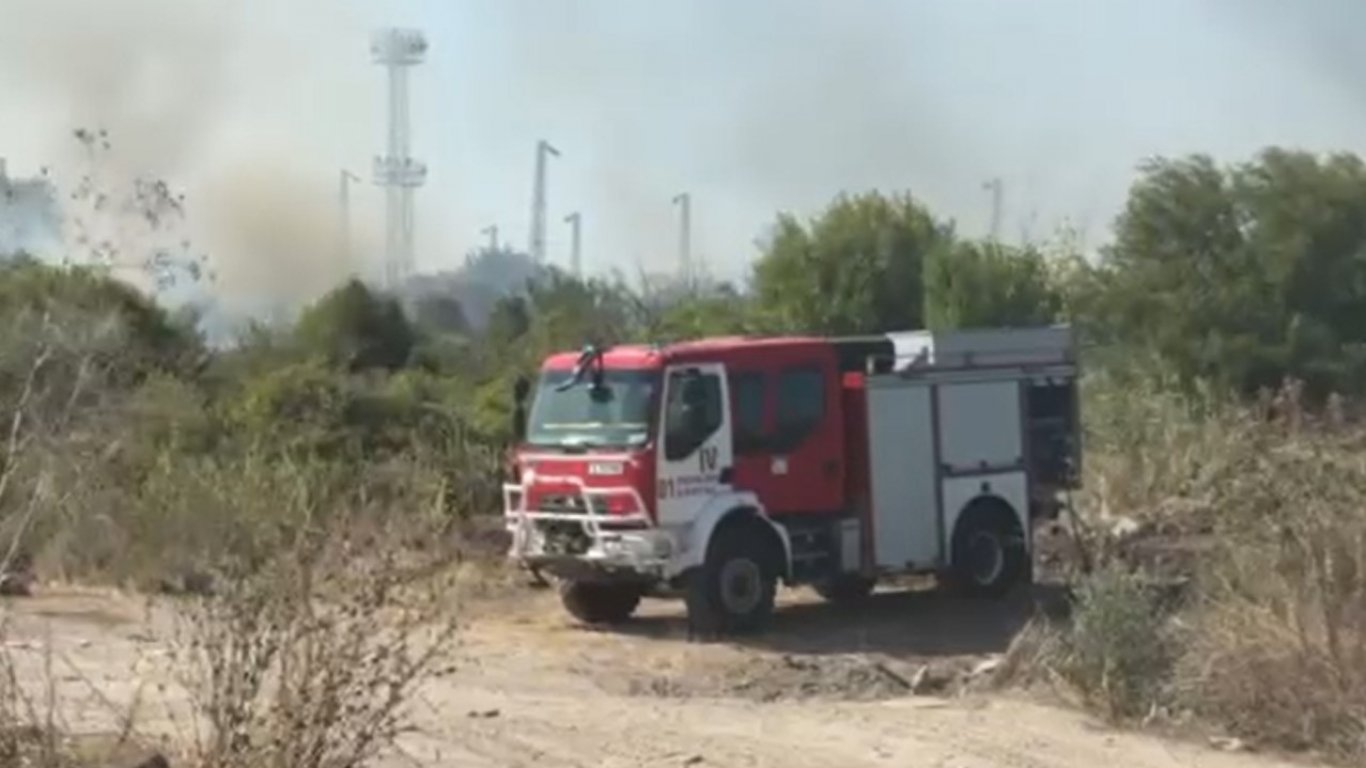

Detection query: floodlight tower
(564, 211), (582, 277)
(371, 28), (428, 291)
(672, 192), (692, 286)
(528, 140), (560, 264)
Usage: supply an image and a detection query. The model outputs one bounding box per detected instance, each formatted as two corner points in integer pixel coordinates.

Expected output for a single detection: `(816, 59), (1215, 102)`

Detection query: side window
(663, 369), (723, 461)
(730, 371), (766, 455)
(773, 366), (825, 452)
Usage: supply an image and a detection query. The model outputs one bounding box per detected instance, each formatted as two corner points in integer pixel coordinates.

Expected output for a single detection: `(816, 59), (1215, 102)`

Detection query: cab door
(726, 368), (771, 497)
(762, 361), (844, 515)
(655, 363), (734, 527)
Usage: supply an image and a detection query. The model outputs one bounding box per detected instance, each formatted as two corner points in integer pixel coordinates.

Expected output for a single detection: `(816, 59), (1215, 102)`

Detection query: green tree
(751, 191), (951, 335)
(294, 279), (414, 372)
(652, 284), (755, 341)
(1097, 148), (1366, 396)
(924, 240), (1061, 329)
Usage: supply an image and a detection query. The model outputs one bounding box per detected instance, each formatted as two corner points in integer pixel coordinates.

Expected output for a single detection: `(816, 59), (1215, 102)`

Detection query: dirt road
(2, 585), (1315, 768)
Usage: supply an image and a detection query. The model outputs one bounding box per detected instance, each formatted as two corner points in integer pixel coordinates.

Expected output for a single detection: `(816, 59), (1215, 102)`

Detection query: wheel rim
(719, 557), (763, 615)
(967, 531), (1005, 585)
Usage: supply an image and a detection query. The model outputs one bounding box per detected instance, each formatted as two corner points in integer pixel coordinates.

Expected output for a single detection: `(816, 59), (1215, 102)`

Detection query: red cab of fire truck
(503, 325), (1081, 634)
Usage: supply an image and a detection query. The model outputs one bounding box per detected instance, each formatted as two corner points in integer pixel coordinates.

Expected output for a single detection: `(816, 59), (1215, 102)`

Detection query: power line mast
(528, 139), (559, 264)
(672, 192), (691, 287)
(481, 224), (499, 252)
(564, 211), (582, 277)
(371, 28), (428, 291)
(983, 177), (1003, 241)
(338, 168), (362, 277)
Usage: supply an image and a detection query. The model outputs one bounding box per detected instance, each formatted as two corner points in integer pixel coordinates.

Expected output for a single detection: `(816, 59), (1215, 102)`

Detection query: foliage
(1058, 567), (1171, 720)
(1097, 149), (1366, 398)
(0, 259), (202, 380)
(751, 191), (950, 335)
(294, 280), (414, 372)
(410, 292), (469, 336)
(924, 240), (1062, 329)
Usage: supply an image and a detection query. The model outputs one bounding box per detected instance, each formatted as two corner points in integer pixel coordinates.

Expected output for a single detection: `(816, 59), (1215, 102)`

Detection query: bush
(178, 510), (458, 768)
(1058, 567), (1171, 720)
(294, 280), (415, 372)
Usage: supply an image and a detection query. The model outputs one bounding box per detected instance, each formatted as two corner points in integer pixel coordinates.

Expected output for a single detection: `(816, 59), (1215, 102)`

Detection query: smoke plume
(0, 0), (377, 322)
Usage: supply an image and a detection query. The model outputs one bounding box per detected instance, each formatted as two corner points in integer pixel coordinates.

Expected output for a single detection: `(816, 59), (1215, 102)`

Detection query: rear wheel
(685, 518), (778, 636)
(812, 574), (876, 604)
(559, 580), (642, 625)
(943, 502), (1027, 598)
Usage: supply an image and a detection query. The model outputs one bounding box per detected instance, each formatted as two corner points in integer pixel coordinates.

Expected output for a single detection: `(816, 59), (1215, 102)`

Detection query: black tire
(943, 502), (1027, 599)
(685, 518), (779, 636)
(812, 574), (876, 604)
(559, 580), (642, 625)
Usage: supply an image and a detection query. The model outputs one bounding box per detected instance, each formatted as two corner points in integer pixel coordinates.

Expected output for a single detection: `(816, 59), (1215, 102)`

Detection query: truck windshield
(525, 369), (658, 449)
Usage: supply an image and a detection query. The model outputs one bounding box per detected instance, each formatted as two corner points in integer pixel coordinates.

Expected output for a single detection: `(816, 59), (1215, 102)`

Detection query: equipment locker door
(865, 378), (940, 569)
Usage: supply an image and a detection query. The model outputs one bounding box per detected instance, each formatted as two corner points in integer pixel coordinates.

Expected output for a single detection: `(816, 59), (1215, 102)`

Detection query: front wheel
(559, 581), (642, 625)
(685, 520), (778, 636)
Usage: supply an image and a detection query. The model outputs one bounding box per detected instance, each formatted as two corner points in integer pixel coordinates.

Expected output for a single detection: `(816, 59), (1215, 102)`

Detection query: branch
(0, 342), (53, 512)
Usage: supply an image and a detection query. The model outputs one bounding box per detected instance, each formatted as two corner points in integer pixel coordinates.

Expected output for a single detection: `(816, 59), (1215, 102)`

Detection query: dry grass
(1050, 376), (1366, 760)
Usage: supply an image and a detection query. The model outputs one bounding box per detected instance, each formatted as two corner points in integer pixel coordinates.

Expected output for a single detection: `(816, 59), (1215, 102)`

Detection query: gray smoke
(0, 0), (379, 326)
(6, 0), (1366, 313)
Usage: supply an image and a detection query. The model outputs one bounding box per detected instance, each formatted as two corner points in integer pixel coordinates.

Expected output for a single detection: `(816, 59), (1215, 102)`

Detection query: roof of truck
(540, 326), (1077, 373)
(541, 335), (829, 370)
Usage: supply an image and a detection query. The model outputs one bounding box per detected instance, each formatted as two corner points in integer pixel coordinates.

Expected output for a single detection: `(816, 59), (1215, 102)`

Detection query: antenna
(672, 192), (691, 286)
(371, 28), (428, 291)
(983, 177), (1003, 242)
(564, 211), (582, 277)
(481, 224), (499, 252)
(529, 140), (560, 263)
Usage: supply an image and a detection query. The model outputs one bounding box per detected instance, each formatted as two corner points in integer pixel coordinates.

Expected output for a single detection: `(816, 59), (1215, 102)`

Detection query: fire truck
(503, 326), (1080, 634)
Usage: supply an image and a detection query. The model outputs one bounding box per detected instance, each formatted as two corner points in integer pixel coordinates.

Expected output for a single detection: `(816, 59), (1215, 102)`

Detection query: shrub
(1058, 567), (1171, 720)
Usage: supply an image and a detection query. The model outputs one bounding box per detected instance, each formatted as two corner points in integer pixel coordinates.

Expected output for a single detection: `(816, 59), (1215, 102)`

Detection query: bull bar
(502, 471), (674, 577)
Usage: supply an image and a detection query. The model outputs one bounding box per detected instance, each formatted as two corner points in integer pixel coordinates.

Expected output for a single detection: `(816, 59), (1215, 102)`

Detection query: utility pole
(672, 192), (691, 287)
(338, 169), (362, 274)
(481, 224), (499, 252)
(983, 177), (1003, 242)
(529, 139), (560, 264)
(564, 211), (582, 277)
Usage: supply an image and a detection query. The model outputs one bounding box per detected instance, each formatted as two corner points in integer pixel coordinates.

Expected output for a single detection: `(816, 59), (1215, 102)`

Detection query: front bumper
(503, 478), (676, 580)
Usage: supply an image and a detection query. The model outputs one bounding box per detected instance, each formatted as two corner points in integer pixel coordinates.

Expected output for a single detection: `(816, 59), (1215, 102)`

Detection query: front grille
(540, 494), (609, 517)
(539, 520), (592, 554)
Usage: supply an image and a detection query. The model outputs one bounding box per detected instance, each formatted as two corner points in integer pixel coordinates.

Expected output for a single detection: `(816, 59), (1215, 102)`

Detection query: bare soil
(0, 581), (1320, 768)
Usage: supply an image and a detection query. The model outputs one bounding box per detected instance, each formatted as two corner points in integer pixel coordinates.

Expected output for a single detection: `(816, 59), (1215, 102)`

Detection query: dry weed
(175, 515), (459, 768)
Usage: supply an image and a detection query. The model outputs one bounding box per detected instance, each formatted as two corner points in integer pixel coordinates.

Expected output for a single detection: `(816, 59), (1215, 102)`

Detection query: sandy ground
(0, 583), (1320, 768)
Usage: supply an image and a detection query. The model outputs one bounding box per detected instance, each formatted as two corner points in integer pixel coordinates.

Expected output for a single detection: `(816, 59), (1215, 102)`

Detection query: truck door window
(730, 371), (766, 454)
(773, 366), (824, 452)
(664, 370), (723, 461)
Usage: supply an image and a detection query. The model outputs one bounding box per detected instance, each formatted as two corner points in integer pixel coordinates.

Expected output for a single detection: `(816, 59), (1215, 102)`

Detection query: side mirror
(513, 375), (531, 405)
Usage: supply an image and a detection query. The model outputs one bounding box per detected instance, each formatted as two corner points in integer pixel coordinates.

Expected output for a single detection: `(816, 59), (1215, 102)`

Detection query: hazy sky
(3, 0), (1366, 301)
